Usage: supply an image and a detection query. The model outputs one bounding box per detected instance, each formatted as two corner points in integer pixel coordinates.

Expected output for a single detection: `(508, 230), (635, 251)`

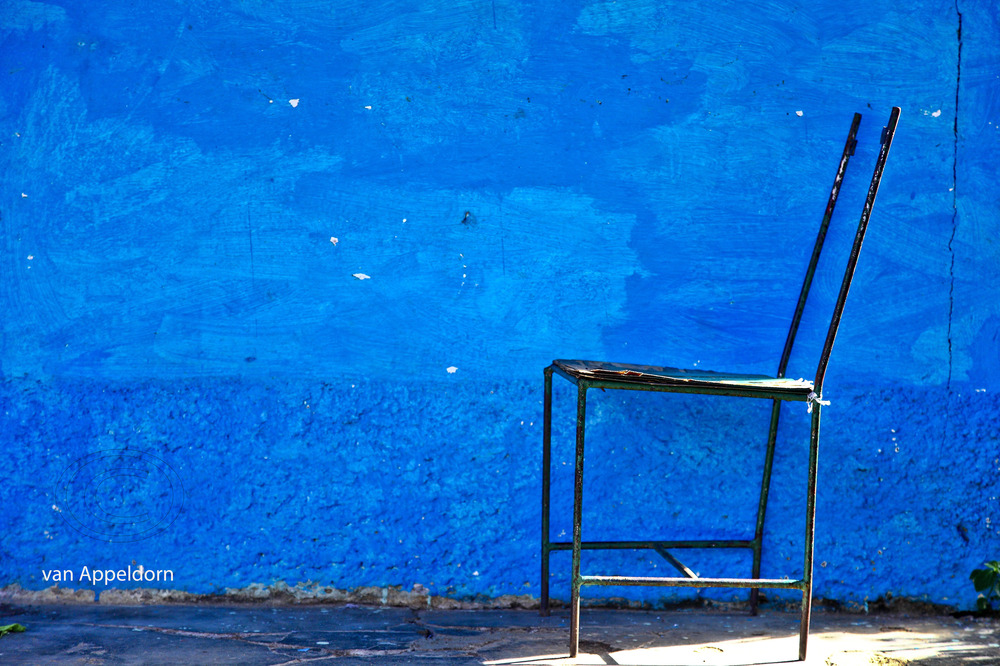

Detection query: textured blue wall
(2, 0), (998, 608)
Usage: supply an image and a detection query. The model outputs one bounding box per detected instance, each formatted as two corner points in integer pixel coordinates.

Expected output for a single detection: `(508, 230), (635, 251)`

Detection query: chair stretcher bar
(546, 539), (755, 550)
(580, 575), (806, 590)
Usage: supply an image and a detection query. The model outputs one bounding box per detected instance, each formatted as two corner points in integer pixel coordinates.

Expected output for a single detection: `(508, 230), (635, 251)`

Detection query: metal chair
(540, 107), (901, 661)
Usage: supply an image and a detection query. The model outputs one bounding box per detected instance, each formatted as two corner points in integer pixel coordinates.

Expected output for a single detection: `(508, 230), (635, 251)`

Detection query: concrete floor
(0, 603), (997, 665)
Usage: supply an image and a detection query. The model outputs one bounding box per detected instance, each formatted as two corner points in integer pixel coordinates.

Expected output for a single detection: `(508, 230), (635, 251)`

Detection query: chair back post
(776, 113), (862, 379)
(813, 107), (901, 396)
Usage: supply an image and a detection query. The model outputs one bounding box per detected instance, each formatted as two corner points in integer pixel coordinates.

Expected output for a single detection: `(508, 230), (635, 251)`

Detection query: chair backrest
(814, 107), (900, 394)
(775, 108), (901, 396)
(775, 112), (862, 380)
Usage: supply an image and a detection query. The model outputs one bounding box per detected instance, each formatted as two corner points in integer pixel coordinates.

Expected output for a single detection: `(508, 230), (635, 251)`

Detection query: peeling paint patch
(0, 582), (540, 610)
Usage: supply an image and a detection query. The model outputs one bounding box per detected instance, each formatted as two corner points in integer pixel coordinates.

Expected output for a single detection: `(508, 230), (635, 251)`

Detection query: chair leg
(569, 384), (588, 658)
(799, 403), (821, 661)
(750, 399), (783, 615)
(540, 367), (553, 616)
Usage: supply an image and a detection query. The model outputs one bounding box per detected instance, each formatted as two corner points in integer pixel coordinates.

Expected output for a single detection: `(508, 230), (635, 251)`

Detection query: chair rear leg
(750, 399), (782, 615)
(799, 403), (822, 661)
(541, 366), (553, 616)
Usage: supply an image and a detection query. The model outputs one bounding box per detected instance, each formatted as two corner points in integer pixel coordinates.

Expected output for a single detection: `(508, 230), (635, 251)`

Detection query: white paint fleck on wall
(352, 273), (370, 280)
(289, 99), (299, 107)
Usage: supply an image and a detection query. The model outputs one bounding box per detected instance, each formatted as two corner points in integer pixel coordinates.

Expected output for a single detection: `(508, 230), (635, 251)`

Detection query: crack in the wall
(947, 1), (962, 391)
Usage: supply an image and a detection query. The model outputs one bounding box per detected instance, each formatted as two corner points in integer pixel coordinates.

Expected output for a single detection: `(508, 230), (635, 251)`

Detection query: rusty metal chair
(540, 107), (901, 661)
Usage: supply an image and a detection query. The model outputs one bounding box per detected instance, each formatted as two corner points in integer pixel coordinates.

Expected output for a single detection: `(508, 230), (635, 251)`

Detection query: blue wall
(2, 0), (998, 608)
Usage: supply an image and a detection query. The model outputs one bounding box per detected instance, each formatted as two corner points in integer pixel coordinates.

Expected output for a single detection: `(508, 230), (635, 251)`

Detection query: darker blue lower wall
(3, 375), (996, 607)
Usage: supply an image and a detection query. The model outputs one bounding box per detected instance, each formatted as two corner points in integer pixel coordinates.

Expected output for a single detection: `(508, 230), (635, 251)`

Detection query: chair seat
(552, 359), (815, 400)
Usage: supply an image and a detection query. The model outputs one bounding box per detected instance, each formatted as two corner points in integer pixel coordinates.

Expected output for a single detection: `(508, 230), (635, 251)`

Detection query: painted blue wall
(2, 0), (998, 607)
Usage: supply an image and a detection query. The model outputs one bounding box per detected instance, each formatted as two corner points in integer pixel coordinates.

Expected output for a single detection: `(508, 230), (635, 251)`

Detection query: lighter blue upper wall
(2, 0), (999, 607)
(2, 0), (993, 388)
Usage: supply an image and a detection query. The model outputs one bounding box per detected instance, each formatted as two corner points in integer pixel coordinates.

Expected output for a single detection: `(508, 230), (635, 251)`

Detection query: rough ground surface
(0, 603), (996, 665)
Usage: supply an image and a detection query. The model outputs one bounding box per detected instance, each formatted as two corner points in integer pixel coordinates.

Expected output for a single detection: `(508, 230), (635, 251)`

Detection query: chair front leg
(569, 383), (588, 658)
(541, 366), (553, 616)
